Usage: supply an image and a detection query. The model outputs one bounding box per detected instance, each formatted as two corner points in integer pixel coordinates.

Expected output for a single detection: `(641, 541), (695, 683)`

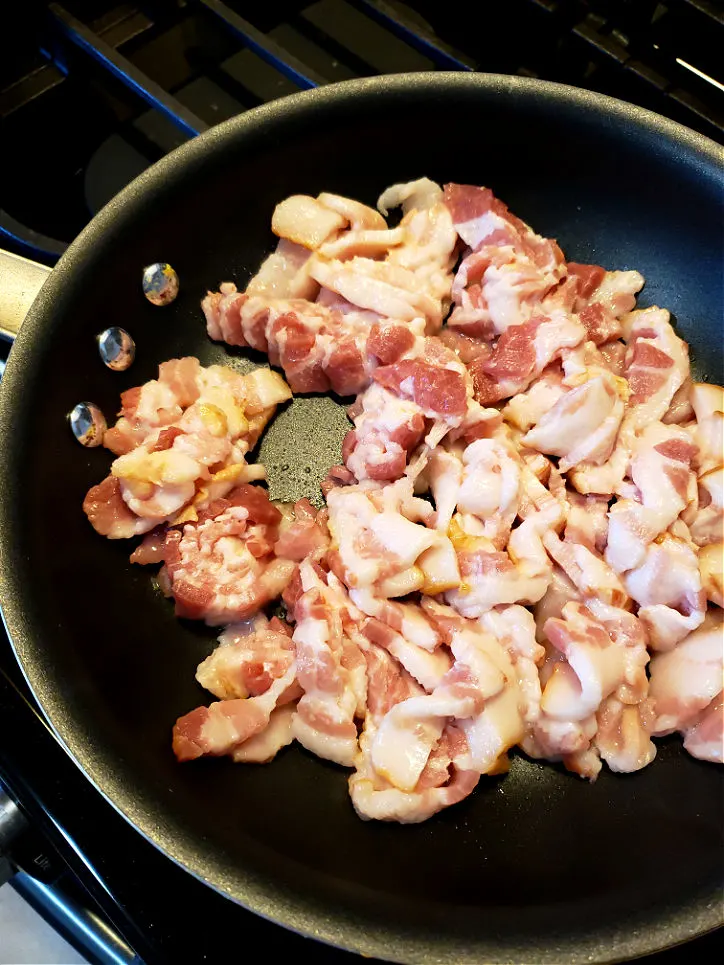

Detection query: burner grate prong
(48, 4), (209, 138)
(198, 0), (327, 88)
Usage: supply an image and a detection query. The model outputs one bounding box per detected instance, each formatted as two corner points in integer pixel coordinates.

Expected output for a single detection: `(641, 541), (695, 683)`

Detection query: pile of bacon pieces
(83, 178), (723, 823)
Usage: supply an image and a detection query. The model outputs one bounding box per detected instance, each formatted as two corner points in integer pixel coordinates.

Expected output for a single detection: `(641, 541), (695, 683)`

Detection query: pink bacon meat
(163, 485), (295, 625)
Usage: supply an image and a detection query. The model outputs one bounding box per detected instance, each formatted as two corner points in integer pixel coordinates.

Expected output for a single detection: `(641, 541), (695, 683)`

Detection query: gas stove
(0, 3), (722, 962)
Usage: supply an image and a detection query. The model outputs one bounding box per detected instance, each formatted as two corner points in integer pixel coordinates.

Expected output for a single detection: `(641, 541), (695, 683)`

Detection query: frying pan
(0, 73), (722, 964)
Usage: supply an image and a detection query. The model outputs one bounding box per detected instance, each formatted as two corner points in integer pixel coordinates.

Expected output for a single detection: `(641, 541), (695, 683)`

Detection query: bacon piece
(104, 358), (203, 455)
(541, 603), (629, 721)
(196, 614), (296, 700)
(349, 644), (479, 823)
(230, 703), (297, 763)
(246, 238), (318, 300)
(83, 476), (156, 539)
(502, 365), (567, 432)
(164, 486), (294, 625)
(377, 178), (443, 217)
(649, 610), (723, 748)
(87, 360), (290, 538)
(447, 516), (555, 617)
(605, 423), (697, 573)
(574, 270), (644, 345)
(343, 384), (426, 483)
(360, 616), (451, 692)
(523, 371), (626, 471)
(203, 289), (375, 396)
(367, 619), (519, 790)
(568, 263), (606, 299)
(129, 527), (167, 564)
(290, 562), (366, 766)
(173, 663), (296, 762)
(568, 309), (690, 497)
(479, 605), (545, 725)
(689, 383), (724, 475)
(275, 498), (329, 562)
(111, 447), (201, 521)
(622, 307), (689, 418)
(594, 696), (657, 773)
(544, 531), (627, 609)
(325, 478), (439, 596)
(348, 589), (440, 652)
(468, 312), (584, 405)
(524, 600), (654, 778)
(428, 435), (521, 548)
(271, 195), (346, 249)
(367, 322), (416, 364)
(682, 693), (723, 764)
(445, 184), (565, 338)
(624, 534), (705, 651)
(373, 340), (470, 421)
(309, 257), (443, 330)
(308, 191), (455, 334)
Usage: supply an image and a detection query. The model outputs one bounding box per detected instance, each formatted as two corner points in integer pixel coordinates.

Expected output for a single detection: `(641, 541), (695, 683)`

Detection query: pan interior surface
(0, 74), (722, 964)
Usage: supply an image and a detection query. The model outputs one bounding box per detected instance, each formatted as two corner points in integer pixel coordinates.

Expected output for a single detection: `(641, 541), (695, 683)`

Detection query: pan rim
(0, 71), (722, 963)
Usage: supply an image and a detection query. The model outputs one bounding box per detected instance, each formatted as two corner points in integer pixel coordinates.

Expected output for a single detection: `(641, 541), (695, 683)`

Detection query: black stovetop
(0, 2), (722, 963)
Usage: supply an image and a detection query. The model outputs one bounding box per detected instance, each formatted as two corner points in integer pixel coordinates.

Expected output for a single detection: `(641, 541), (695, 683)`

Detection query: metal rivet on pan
(68, 402), (107, 447)
(97, 327), (135, 371)
(142, 262), (179, 306)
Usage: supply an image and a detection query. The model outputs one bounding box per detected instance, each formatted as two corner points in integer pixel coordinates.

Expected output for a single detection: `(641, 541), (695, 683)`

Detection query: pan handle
(0, 249), (52, 342)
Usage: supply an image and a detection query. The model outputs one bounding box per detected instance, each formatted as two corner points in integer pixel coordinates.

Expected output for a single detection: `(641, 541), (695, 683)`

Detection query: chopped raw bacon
(173, 663), (297, 762)
(85, 359), (291, 540)
(83, 475), (156, 539)
(425, 434), (521, 547)
(624, 534), (705, 651)
(163, 486), (295, 625)
(325, 477), (443, 597)
(567, 263), (606, 300)
(274, 498), (330, 562)
(444, 183), (566, 341)
(367, 322), (416, 364)
(468, 312), (584, 406)
(349, 643), (480, 823)
(621, 307), (689, 420)
(649, 610), (723, 758)
(522, 601), (655, 778)
(605, 423), (697, 574)
(343, 383), (426, 482)
(129, 527), (167, 564)
(523, 371), (626, 472)
(203, 289), (374, 395)
(374, 354), (468, 419)
(574, 269), (644, 345)
(196, 614), (296, 700)
(290, 562), (366, 766)
(84, 178), (724, 819)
